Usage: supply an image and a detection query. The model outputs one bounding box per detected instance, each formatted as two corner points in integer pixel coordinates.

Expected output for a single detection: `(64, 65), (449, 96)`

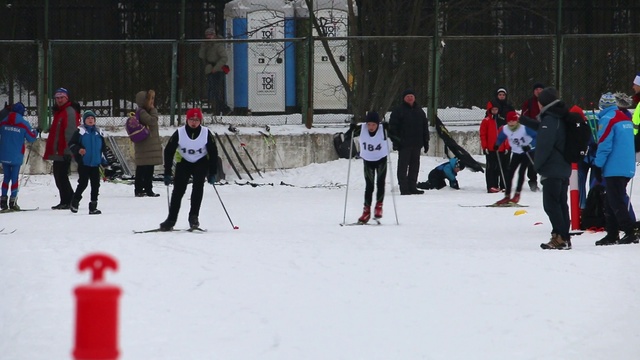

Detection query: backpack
(125, 110), (150, 143)
(580, 184), (606, 230)
(559, 111), (591, 163)
(333, 128), (360, 159)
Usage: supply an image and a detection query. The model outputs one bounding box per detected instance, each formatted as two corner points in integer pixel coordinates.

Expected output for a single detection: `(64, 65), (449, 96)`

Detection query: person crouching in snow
(68, 110), (108, 214)
(0, 102), (39, 211)
(350, 111), (389, 224)
(493, 111), (536, 205)
(417, 157), (464, 190)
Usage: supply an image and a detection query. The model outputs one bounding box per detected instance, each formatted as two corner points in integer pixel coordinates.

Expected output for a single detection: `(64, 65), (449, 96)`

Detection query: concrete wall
(19, 128), (481, 175)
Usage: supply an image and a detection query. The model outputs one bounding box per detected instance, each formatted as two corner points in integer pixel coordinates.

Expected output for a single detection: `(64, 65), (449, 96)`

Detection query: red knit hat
(186, 108), (203, 120)
(506, 111), (518, 122)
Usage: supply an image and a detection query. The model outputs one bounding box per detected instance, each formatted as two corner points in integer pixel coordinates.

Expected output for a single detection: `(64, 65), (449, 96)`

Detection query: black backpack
(559, 111), (591, 163)
(580, 184), (606, 230)
(333, 129), (359, 159)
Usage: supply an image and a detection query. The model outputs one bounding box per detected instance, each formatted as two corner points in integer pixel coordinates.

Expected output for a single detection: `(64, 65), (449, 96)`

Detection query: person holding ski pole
(350, 111), (388, 224)
(159, 108), (219, 231)
(0, 102), (38, 211)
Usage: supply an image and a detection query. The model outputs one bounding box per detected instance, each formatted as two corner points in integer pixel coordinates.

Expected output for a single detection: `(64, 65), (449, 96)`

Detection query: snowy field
(2, 154), (640, 359)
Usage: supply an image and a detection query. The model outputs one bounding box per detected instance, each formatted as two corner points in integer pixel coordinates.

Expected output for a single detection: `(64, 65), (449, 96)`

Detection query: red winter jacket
(44, 101), (80, 161)
(480, 115), (510, 152)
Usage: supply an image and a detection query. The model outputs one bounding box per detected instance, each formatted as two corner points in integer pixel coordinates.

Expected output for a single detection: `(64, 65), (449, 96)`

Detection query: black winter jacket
(534, 100), (571, 179)
(388, 102), (429, 150)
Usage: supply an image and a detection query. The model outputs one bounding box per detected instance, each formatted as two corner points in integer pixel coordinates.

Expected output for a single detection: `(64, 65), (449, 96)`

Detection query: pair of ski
(341, 218), (382, 226)
(213, 128), (261, 181)
(133, 227), (207, 234)
(459, 203), (528, 208)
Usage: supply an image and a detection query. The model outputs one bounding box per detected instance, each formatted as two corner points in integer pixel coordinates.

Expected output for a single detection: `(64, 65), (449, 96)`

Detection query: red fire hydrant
(72, 253), (121, 360)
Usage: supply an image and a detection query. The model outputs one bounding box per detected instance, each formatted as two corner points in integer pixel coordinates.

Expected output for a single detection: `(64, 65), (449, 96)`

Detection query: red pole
(570, 162), (581, 230)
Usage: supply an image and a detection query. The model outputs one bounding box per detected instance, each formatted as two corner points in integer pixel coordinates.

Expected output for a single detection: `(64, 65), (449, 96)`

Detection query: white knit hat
(634, 72), (640, 86)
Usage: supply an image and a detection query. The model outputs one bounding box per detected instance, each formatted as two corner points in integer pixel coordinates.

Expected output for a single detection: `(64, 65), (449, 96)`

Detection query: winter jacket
(388, 101), (429, 150)
(521, 96), (541, 118)
(69, 125), (107, 167)
(594, 106), (635, 178)
(496, 123), (536, 154)
(198, 39), (228, 74)
(633, 92), (640, 135)
(435, 158), (459, 188)
(485, 98), (515, 128)
(133, 91), (163, 166)
(0, 112), (38, 165)
(44, 101), (80, 161)
(479, 115), (510, 152)
(534, 100), (571, 179)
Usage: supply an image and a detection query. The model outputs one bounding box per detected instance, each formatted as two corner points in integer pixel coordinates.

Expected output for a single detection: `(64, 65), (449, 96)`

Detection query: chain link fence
(1, 34), (639, 128)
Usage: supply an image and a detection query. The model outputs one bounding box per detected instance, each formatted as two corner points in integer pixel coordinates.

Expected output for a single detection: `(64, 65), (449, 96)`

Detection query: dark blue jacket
(69, 125), (107, 167)
(534, 100), (571, 179)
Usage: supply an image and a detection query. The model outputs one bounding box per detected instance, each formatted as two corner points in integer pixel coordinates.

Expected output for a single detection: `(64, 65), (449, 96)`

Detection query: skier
(417, 157), (464, 190)
(68, 110), (108, 214)
(493, 111), (537, 205)
(0, 102), (38, 211)
(351, 111), (388, 224)
(160, 108), (219, 231)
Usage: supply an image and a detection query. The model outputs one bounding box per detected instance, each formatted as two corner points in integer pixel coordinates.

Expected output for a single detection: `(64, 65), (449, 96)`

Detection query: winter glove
(207, 174), (216, 185)
(392, 143), (399, 151)
(522, 145), (532, 152)
(483, 149), (489, 155)
(164, 174), (172, 186)
(592, 166), (602, 183)
(450, 181), (460, 190)
(493, 144), (500, 151)
(424, 145), (429, 154)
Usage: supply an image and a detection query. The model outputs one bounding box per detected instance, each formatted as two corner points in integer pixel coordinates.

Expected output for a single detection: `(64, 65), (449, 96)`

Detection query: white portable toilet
(295, 0), (350, 110)
(225, 0), (295, 113)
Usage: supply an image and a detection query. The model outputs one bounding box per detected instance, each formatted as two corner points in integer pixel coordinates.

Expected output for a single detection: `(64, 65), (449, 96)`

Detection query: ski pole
(385, 126), (400, 225)
(341, 128), (355, 226)
(495, 149), (508, 191)
(211, 183), (239, 230)
(166, 183), (171, 212)
(266, 125), (286, 173)
(229, 125), (262, 178)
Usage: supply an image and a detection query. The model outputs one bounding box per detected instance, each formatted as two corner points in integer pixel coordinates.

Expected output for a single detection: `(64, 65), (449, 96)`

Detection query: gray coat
(133, 91), (163, 166)
(534, 100), (571, 179)
(198, 40), (228, 74)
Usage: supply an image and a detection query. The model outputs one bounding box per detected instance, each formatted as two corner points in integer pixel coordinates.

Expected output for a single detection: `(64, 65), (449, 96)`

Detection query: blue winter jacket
(0, 112), (38, 165)
(594, 106), (635, 178)
(435, 158), (459, 187)
(68, 125), (107, 167)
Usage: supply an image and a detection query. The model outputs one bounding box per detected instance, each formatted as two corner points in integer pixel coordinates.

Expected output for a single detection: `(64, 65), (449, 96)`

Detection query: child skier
(0, 102), (38, 211)
(352, 111), (388, 224)
(68, 110), (108, 214)
(494, 111), (537, 205)
(417, 157), (464, 190)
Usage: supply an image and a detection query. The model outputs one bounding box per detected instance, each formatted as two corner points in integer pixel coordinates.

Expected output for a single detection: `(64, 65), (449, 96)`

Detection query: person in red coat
(520, 82), (545, 192)
(480, 105), (510, 192)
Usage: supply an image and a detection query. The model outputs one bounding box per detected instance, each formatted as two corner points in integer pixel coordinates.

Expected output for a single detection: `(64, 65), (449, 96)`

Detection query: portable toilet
(295, 0), (350, 111)
(225, 0), (296, 114)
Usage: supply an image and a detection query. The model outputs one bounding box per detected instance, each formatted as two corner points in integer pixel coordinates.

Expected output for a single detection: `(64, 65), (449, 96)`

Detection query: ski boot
(494, 195), (511, 206)
(8, 197), (19, 211)
(374, 202), (383, 219)
(88, 201), (102, 215)
(0, 196), (7, 211)
(358, 205), (371, 224)
(510, 192), (521, 204)
(189, 215), (200, 230)
(159, 219), (176, 232)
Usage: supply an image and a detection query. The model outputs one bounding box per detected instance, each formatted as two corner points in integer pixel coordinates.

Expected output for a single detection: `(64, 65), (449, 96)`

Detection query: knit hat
(54, 87), (69, 98)
(569, 105), (587, 121)
(496, 87), (507, 95)
(186, 108), (203, 120)
(82, 110), (97, 123)
(538, 87), (558, 106)
(11, 102), (25, 116)
(532, 82), (545, 90)
(634, 72), (640, 86)
(506, 111), (518, 122)
(205, 27), (216, 35)
(599, 92), (617, 109)
(402, 89), (415, 98)
(365, 111), (380, 124)
(614, 92), (633, 109)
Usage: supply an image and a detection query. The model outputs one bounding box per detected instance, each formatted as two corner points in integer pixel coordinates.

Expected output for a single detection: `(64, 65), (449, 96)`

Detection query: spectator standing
(479, 104), (510, 193)
(534, 87), (572, 250)
(43, 87), (80, 210)
(520, 83), (545, 191)
(134, 90), (163, 197)
(389, 89), (430, 195)
(486, 87), (515, 128)
(199, 27), (230, 115)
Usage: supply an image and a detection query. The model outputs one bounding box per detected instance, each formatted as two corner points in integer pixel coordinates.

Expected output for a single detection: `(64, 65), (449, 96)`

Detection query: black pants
(207, 72), (228, 114)
(363, 157), (387, 206)
(604, 176), (634, 233)
(397, 146), (421, 193)
(527, 155), (538, 184)
(427, 169), (447, 190)
(497, 151), (510, 189)
(135, 165), (155, 195)
(52, 158), (73, 205)
(505, 152), (529, 195)
(73, 165), (100, 202)
(167, 158), (208, 222)
(541, 177), (570, 240)
(485, 151), (499, 190)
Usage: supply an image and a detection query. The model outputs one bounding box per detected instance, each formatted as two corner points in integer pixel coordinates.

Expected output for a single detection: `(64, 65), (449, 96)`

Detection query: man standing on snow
(534, 87), (571, 250)
(389, 89), (430, 195)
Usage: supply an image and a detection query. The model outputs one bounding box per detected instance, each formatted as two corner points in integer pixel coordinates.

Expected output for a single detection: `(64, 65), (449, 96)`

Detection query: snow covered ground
(2, 154), (640, 359)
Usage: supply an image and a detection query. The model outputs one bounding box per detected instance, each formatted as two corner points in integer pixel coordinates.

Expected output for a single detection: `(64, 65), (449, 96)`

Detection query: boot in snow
(374, 202), (383, 219)
(510, 192), (521, 204)
(8, 197), (19, 211)
(595, 232), (619, 246)
(188, 215), (200, 229)
(540, 233), (569, 250)
(0, 196), (7, 211)
(494, 196), (511, 206)
(70, 197), (81, 213)
(88, 201), (102, 215)
(159, 219), (176, 231)
(358, 205), (371, 224)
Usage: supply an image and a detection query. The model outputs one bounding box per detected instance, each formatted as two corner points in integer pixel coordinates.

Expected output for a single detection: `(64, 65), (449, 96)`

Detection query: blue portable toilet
(224, 0), (296, 114)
